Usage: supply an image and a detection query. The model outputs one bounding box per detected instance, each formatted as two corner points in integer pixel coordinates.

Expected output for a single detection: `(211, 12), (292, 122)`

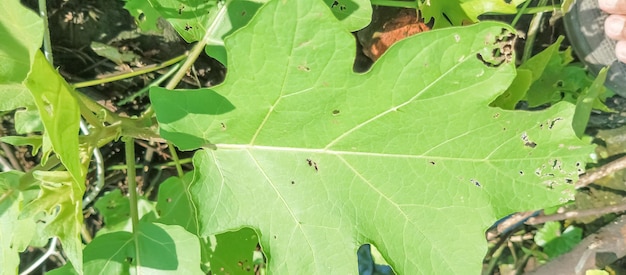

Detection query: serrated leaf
(0, 135), (42, 155)
(48, 222), (204, 275)
(151, 0), (593, 273)
(24, 51), (86, 186)
(20, 171), (84, 274)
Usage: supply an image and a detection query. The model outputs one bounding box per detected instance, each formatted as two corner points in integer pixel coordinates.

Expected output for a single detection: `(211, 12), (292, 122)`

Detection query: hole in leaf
(470, 179), (481, 187)
(297, 65), (310, 72)
(138, 13), (145, 22)
(42, 96), (53, 116)
(476, 28), (516, 67)
(166, 198), (172, 203)
(331, 0), (339, 8)
(521, 132), (537, 148)
(357, 244), (393, 274)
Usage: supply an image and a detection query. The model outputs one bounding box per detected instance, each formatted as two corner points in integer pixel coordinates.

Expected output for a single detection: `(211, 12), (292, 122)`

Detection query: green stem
(168, 142), (184, 178)
(117, 62), (182, 106)
(511, 0), (532, 27)
(72, 54), (187, 88)
(522, 0), (548, 63)
(38, 0), (53, 64)
(124, 137), (141, 269)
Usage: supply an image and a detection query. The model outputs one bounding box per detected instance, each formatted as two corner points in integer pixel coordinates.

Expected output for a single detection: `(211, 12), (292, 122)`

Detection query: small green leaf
(90, 42), (140, 66)
(0, 135), (42, 155)
(535, 221), (582, 259)
(573, 68), (607, 137)
(156, 173), (199, 234)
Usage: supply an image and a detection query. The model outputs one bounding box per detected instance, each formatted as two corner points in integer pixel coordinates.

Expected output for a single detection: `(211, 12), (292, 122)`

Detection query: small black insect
(185, 23), (193, 31)
(178, 5), (184, 15)
(331, 0), (339, 8)
(306, 158), (313, 166)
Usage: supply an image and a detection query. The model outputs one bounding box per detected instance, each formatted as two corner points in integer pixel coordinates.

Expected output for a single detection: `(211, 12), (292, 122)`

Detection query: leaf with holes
(419, 0), (525, 28)
(150, 0), (593, 273)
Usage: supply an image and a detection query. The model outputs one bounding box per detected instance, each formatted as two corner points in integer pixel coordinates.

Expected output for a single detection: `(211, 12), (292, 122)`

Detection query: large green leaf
(150, 0), (593, 273)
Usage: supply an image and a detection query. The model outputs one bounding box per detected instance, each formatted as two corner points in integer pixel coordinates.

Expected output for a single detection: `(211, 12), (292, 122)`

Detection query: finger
(599, 0), (626, 14)
(616, 40), (626, 63)
(605, 14), (626, 40)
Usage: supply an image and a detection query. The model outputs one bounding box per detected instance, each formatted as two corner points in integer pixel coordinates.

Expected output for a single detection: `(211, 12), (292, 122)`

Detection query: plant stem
(38, 0), (53, 64)
(168, 143), (184, 178)
(522, 0), (548, 63)
(72, 54), (187, 88)
(117, 62), (183, 106)
(124, 137), (141, 269)
(511, 0), (532, 27)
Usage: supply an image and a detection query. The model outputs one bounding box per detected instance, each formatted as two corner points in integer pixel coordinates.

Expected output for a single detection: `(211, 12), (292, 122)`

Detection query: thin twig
(575, 155), (626, 189)
(526, 203), (626, 225)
